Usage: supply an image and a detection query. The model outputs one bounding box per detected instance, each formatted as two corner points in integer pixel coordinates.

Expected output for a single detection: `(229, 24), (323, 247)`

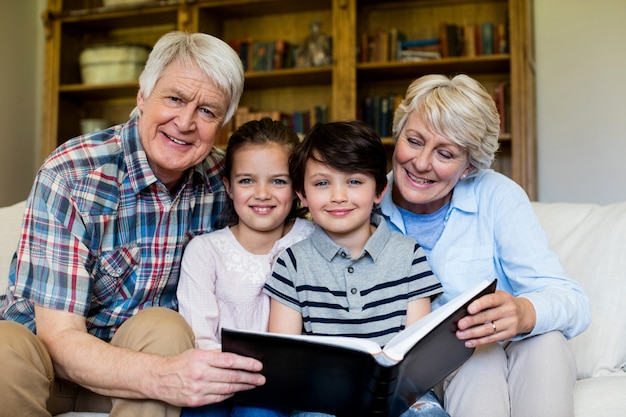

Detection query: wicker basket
(79, 44), (150, 84)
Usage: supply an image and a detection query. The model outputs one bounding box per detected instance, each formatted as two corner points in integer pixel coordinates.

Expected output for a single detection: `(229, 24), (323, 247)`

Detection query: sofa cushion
(532, 202), (626, 379)
(0, 200), (26, 295)
(574, 375), (626, 417)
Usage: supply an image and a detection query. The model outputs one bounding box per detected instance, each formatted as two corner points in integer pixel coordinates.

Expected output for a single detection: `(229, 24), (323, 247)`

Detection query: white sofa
(1, 199), (625, 417)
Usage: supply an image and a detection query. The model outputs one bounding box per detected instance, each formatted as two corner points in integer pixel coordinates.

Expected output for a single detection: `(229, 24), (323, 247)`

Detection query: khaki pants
(0, 307), (194, 417)
(437, 331), (577, 417)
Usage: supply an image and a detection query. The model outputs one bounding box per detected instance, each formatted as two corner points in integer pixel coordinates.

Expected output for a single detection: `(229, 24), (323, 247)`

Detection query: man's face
(136, 60), (228, 190)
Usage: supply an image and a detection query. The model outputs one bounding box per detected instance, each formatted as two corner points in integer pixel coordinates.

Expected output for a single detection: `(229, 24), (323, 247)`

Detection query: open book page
(382, 279), (496, 361)
(228, 329), (383, 355)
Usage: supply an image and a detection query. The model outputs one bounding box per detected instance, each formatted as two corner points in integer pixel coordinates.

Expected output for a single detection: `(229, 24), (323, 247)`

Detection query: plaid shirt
(0, 118), (226, 341)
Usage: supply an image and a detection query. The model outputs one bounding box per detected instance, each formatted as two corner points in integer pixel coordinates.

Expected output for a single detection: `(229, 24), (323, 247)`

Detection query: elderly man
(0, 31), (264, 417)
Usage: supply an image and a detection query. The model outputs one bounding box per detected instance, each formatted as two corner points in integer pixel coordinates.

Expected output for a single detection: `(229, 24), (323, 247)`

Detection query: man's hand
(35, 305), (265, 407)
(158, 348), (265, 407)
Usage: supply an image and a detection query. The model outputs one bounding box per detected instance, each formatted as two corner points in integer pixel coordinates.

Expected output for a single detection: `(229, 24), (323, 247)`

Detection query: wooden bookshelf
(41, 0), (536, 198)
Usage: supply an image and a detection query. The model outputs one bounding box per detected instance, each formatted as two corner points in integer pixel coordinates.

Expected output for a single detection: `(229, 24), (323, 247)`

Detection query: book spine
(463, 24), (476, 57)
(495, 22), (508, 54)
(365, 363), (400, 416)
(481, 22), (494, 55)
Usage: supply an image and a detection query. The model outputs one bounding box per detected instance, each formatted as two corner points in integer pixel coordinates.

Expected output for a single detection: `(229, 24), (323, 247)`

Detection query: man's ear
(136, 90), (145, 111)
(296, 190), (308, 207)
(374, 182), (389, 205)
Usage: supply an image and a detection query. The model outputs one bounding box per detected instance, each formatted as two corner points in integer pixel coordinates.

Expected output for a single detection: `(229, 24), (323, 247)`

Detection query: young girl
(178, 118), (314, 417)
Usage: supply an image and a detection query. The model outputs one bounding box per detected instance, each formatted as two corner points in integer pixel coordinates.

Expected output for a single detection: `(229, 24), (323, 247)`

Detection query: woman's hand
(455, 290), (537, 347)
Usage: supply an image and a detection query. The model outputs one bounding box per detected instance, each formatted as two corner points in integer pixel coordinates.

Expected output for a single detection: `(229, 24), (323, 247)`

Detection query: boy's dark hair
(214, 117), (305, 229)
(290, 120), (388, 197)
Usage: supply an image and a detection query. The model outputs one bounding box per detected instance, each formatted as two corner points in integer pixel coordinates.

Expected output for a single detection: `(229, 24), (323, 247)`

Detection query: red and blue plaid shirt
(1, 117), (226, 341)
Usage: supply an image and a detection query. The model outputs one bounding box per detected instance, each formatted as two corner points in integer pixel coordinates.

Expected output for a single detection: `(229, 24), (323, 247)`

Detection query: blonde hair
(392, 74), (500, 173)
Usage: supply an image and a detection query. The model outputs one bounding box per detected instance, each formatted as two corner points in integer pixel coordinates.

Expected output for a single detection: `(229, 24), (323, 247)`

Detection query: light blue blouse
(380, 169), (591, 341)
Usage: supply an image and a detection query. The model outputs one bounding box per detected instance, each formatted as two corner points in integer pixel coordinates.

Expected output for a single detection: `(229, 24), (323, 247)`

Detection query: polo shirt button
(351, 288), (357, 295)
(347, 266), (354, 273)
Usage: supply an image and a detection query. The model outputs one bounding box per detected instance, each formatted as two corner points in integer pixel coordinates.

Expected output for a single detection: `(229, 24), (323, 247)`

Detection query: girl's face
(392, 111), (472, 214)
(223, 142), (295, 237)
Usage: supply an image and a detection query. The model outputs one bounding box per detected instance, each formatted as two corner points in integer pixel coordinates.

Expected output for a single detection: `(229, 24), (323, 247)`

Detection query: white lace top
(177, 218), (314, 350)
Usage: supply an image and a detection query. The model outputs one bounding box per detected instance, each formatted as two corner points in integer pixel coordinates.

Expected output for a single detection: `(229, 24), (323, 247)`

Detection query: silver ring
(491, 321), (497, 334)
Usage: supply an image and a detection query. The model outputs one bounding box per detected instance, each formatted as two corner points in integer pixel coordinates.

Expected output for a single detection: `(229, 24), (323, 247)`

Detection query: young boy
(264, 121), (449, 417)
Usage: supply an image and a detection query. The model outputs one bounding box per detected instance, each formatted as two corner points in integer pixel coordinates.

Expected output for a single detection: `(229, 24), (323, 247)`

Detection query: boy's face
(297, 158), (385, 248)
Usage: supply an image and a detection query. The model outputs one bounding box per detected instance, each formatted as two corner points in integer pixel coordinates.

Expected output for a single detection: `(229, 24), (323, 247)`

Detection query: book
(397, 39), (441, 62)
(481, 22), (495, 55)
(399, 38), (440, 49)
(228, 38), (253, 71)
(495, 22), (508, 54)
(398, 50), (442, 61)
(463, 24), (477, 57)
(492, 81), (508, 133)
(439, 23), (464, 57)
(222, 278), (497, 417)
(375, 28), (389, 62)
(388, 28), (406, 62)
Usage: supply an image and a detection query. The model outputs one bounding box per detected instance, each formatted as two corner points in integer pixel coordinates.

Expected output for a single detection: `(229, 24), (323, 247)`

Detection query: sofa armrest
(0, 200), (26, 295)
(532, 201), (626, 379)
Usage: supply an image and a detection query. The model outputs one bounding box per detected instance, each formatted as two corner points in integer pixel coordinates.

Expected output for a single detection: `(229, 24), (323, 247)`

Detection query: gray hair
(392, 74), (500, 173)
(130, 31), (244, 125)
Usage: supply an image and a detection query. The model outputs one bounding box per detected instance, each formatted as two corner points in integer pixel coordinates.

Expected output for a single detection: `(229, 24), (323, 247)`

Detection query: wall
(0, 0), (46, 206)
(535, 0), (626, 204)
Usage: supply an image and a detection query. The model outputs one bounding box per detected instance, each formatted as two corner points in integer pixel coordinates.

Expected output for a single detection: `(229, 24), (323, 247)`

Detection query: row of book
(359, 21), (508, 63)
(441, 21), (508, 58)
(361, 94), (404, 138)
(222, 105), (331, 140)
(229, 39), (298, 72)
(361, 82), (509, 139)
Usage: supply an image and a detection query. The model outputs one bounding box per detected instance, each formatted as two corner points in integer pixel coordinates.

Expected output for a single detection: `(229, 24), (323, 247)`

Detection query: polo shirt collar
(310, 213), (391, 262)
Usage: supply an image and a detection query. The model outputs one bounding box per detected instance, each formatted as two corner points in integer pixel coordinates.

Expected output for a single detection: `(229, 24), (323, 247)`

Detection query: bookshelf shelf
(243, 66), (332, 89)
(59, 82), (139, 97)
(41, 0), (536, 198)
(357, 55), (510, 81)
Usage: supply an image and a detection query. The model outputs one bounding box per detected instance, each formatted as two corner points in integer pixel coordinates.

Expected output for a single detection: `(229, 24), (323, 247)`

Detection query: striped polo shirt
(264, 215), (442, 347)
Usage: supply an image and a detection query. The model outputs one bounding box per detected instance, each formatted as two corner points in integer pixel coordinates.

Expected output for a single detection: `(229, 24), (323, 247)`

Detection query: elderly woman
(379, 74), (591, 417)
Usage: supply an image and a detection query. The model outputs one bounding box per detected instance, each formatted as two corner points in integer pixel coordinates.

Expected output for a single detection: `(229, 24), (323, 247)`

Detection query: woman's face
(392, 111), (473, 214)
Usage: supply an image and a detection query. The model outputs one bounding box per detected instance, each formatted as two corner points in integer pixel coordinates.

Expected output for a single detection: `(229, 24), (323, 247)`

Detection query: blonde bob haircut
(392, 74), (500, 175)
(130, 31), (244, 125)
